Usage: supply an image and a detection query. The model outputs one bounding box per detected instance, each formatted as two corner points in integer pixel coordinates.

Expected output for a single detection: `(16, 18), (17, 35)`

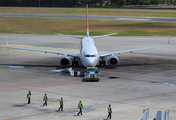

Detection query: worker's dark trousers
(78, 108), (82, 115)
(59, 105), (63, 111)
(107, 112), (111, 119)
(28, 97), (30, 104)
(43, 101), (47, 106)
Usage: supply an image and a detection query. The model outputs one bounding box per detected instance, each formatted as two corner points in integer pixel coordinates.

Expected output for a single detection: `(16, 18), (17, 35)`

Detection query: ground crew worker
(77, 101), (84, 116)
(58, 98), (63, 111)
(26, 91), (31, 104)
(43, 94), (48, 106)
(74, 68), (77, 77)
(107, 104), (112, 119)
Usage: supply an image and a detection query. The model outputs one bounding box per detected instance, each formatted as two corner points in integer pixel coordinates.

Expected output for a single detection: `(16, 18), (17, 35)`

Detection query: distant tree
(131, 0), (139, 5)
(138, 0), (144, 5)
(138, 0), (151, 5)
(165, 0), (171, 4)
(118, 0), (127, 5)
(126, 0), (132, 5)
(111, 0), (119, 4)
(160, 0), (165, 4)
(145, 0), (151, 4)
(151, 0), (159, 5)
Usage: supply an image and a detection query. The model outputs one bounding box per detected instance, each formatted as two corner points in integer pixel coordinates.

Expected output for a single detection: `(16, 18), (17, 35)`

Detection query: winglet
(166, 35), (171, 46)
(5, 37), (10, 47)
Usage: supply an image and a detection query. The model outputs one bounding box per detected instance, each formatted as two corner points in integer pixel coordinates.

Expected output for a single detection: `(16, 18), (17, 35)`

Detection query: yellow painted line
(133, 49), (148, 55)
(114, 48), (124, 50)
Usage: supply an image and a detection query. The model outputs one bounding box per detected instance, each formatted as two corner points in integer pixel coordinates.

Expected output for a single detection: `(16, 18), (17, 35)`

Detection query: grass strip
(0, 7), (176, 18)
(0, 17), (175, 36)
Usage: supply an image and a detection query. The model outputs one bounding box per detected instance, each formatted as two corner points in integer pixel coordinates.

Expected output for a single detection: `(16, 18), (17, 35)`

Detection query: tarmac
(0, 34), (176, 120)
(0, 13), (176, 23)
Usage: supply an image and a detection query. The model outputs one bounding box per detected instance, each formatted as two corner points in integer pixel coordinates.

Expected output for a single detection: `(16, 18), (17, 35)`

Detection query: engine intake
(60, 56), (70, 66)
(108, 56), (119, 66)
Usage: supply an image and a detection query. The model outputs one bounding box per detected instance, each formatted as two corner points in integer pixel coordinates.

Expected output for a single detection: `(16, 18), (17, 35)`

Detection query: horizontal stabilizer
(57, 34), (83, 39)
(92, 33), (117, 39)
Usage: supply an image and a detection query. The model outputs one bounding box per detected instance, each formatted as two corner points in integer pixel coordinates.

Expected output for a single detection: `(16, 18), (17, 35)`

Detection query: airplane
(5, 4), (170, 68)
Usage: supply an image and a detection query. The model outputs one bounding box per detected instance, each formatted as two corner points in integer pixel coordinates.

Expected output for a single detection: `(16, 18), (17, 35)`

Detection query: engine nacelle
(108, 56), (119, 66)
(59, 56), (70, 66)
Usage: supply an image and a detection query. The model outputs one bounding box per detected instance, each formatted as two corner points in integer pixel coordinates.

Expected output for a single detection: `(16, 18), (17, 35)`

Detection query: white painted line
(115, 18), (152, 21)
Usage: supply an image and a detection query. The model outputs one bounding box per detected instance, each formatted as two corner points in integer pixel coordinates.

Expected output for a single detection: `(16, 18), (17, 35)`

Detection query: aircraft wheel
(99, 61), (102, 66)
(103, 61), (106, 66)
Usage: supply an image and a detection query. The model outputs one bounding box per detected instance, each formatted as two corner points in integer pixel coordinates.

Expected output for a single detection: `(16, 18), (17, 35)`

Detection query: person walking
(77, 101), (84, 116)
(26, 91), (31, 104)
(74, 68), (78, 77)
(58, 98), (63, 111)
(43, 94), (48, 106)
(107, 104), (112, 119)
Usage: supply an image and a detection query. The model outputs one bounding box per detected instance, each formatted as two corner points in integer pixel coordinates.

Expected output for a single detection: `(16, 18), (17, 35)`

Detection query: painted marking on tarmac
(0, 78), (83, 92)
(114, 48), (124, 50)
(33, 89), (176, 113)
(4, 90), (176, 119)
(48, 98), (60, 102)
(4, 90), (176, 120)
(115, 18), (152, 21)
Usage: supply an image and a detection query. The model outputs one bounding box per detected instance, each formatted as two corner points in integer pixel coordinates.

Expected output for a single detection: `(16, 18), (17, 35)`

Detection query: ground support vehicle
(84, 67), (100, 82)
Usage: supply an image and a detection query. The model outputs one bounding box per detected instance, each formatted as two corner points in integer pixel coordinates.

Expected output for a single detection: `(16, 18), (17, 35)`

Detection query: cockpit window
(86, 55), (90, 57)
(85, 54), (96, 57)
(91, 55), (96, 57)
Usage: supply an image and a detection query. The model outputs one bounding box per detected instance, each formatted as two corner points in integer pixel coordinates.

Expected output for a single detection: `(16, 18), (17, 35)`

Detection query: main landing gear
(99, 57), (106, 66)
(72, 57), (78, 67)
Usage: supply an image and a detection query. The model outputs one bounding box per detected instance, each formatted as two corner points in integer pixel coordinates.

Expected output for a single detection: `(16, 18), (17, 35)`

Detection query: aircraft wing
(9, 46), (79, 57)
(100, 36), (171, 57)
(5, 38), (79, 58)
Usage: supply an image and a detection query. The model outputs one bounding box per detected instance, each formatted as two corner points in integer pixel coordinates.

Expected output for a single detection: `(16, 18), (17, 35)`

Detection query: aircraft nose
(86, 58), (95, 67)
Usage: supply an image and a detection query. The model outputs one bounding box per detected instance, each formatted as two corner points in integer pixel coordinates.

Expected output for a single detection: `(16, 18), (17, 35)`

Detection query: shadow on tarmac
(13, 103), (28, 107)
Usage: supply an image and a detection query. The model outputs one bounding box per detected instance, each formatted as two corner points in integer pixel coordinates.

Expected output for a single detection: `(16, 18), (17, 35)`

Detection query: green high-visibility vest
(78, 103), (82, 108)
(44, 95), (47, 101)
(27, 92), (30, 98)
(60, 99), (63, 105)
(108, 107), (111, 113)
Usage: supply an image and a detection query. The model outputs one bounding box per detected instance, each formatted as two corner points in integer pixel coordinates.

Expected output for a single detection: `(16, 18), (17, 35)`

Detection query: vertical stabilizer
(86, 4), (89, 37)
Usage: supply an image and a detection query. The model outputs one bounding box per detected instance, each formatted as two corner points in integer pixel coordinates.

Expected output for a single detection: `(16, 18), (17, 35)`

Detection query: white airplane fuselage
(80, 36), (99, 67)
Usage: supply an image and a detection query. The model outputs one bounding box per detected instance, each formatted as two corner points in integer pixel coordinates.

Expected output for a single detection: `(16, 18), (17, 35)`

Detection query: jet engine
(59, 56), (70, 66)
(108, 55), (119, 66)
